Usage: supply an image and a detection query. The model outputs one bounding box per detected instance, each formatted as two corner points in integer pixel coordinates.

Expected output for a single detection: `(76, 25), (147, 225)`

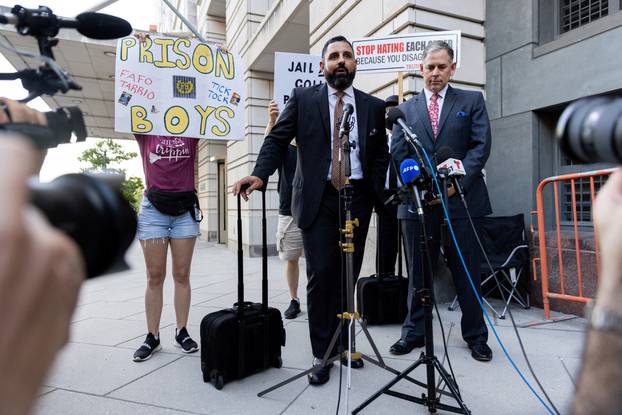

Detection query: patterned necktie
(331, 91), (346, 190)
(429, 93), (440, 138)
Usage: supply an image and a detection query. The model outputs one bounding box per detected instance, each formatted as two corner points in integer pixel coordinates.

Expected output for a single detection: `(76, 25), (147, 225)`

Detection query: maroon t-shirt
(135, 134), (198, 192)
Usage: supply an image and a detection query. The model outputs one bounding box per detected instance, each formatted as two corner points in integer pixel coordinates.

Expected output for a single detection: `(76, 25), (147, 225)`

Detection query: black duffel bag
(146, 188), (202, 222)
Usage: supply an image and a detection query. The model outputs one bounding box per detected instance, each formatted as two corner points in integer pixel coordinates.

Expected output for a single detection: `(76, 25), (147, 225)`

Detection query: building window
(560, 0), (609, 33)
(558, 0), (622, 34)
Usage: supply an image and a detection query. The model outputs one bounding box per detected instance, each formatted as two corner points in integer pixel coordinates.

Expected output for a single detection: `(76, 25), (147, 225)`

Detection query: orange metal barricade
(534, 169), (615, 319)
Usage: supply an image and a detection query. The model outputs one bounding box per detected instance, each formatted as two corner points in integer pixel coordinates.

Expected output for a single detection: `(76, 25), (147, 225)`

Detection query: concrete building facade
(485, 0), (621, 220)
(161, 0), (487, 260)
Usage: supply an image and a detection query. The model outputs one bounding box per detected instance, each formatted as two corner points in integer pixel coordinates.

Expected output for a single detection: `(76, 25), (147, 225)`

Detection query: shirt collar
(327, 84), (354, 99)
(423, 84), (449, 101)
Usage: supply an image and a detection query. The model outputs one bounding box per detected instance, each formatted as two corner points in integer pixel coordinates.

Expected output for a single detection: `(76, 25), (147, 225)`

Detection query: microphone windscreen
(436, 146), (453, 163)
(76, 12), (132, 40)
(343, 103), (354, 114)
(399, 158), (421, 185)
(386, 107), (405, 127)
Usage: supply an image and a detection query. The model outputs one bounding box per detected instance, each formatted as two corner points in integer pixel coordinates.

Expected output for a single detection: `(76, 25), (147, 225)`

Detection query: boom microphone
(0, 6), (132, 40)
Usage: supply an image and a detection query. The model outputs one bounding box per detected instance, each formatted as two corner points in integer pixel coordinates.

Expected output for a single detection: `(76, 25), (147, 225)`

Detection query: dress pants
(400, 207), (488, 345)
(302, 182), (373, 359)
(378, 189), (399, 276)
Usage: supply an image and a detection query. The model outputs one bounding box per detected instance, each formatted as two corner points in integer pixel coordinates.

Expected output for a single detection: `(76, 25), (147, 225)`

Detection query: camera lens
(556, 97), (622, 164)
(29, 173), (137, 278)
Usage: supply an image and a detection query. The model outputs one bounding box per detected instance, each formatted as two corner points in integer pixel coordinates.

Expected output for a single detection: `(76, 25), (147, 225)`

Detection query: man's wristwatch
(585, 300), (622, 334)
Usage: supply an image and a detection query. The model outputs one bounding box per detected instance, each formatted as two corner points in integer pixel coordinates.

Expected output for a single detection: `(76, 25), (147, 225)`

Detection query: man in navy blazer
(389, 41), (493, 362)
(233, 36), (389, 385)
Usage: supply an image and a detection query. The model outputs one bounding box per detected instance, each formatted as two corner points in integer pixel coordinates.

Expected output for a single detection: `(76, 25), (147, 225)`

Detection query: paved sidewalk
(33, 241), (583, 414)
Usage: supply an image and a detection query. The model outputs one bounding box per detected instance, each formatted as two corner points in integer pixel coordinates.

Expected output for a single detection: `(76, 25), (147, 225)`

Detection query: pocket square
(369, 128), (377, 136)
(456, 111), (467, 118)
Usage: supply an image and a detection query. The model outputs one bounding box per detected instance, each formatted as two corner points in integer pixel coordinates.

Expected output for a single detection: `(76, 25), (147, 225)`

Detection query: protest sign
(114, 36), (245, 140)
(273, 52), (324, 110)
(352, 31), (461, 74)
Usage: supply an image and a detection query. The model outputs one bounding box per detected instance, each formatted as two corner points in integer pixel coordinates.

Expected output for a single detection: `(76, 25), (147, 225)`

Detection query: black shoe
(308, 359), (333, 385)
(284, 298), (301, 319)
(341, 356), (364, 369)
(174, 327), (199, 353)
(133, 333), (161, 362)
(469, 342), (492, 362)
(389, 337), (425, 355)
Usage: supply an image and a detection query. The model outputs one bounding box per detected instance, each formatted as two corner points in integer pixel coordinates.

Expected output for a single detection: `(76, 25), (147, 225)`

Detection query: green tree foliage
(78, 139), (137, 172)
(121, 176), (145, 212)
(79, 139), (143, 211)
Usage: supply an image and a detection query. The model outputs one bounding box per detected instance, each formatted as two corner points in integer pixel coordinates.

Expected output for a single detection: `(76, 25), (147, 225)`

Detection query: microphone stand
(259, 113), (425, 402)
(353, 135), (470, 414)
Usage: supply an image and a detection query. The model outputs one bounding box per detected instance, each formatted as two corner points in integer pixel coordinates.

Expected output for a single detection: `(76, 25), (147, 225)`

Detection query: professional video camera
(0, 4), (136, 278)
(556, 96), (622, 164)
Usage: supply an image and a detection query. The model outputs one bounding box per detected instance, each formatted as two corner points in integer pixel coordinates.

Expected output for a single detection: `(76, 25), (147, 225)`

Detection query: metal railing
(533, 168), (615, 318)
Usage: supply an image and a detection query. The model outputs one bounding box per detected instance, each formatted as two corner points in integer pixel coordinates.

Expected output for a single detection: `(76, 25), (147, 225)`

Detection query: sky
(0, 0), (161, 182)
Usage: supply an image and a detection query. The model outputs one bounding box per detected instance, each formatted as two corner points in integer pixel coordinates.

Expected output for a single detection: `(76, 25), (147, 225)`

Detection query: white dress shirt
(423, 83), (449, 122)
(327, 84), (363, 180)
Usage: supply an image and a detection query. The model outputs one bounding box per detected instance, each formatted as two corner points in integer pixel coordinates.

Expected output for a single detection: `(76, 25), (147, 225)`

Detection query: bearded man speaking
(233, 35), (389, 385)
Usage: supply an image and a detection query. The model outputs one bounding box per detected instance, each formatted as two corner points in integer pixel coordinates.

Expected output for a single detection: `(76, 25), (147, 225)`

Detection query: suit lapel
(315, 84), (330, 141)
(354, 88), (368, 162)
(436, 85), (456, 140)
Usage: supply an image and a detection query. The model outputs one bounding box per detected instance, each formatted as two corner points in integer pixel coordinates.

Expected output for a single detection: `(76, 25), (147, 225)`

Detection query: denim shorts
(137, 195), (201, 240)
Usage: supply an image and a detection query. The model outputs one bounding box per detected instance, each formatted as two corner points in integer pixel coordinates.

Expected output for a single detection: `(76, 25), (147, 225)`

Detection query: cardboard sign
(114, 36), (245, 141)
(352, 31), (461, 74)
(273, 52), (324, 110)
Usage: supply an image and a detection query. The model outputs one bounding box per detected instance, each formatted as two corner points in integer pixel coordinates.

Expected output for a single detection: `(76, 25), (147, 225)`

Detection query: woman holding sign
(131, 33), (202, 363)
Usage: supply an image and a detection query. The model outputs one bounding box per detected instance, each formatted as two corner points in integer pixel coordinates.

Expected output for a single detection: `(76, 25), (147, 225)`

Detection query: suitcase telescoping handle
(237, 187), (245, 320)
(235, 185), (270, 318)
(261, 189), (268, 313)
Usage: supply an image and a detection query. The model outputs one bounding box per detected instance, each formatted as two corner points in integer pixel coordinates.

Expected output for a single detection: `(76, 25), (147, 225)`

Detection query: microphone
(387, 107), (417, 142)
(436, 146), (466, 200)
(436, 157), (466, 177)
(399, 158), (423, 214)
(0, 6), (132, 40)
(338, 103), (354, 138)
(399, 158), (421, 186)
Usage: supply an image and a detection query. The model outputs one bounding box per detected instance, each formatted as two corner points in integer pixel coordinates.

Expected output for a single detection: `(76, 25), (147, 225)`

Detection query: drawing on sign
(173, 75), (196, 98)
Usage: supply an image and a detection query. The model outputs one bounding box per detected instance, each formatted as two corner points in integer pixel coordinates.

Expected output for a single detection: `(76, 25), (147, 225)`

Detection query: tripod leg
(352, 358), (426, 414)
(358, 319), (385, 365)
(433, 359), (471, 414)
(257, 321), (344, 397)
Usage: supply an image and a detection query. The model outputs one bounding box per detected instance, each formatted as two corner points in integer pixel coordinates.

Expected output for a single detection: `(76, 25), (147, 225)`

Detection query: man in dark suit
(389, 41), (493, 362)
(233, 36), (389, 385)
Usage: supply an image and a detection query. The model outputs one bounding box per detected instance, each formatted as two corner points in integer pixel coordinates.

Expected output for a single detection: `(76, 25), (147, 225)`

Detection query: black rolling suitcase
(356, 213), (409, 325)
(200, 189), (285, 389)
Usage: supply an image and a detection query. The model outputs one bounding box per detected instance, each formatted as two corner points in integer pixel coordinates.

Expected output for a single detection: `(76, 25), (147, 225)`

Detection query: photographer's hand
(573, 167), (622, 415)
(0, 138), (85, 415)
(0, 98), (49, 173)
(0, 98), (47, 126)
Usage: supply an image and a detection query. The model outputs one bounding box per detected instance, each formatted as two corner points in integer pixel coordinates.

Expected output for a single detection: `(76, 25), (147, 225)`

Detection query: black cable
(459, 193), (561, 415)
(433, 299), (460, 395)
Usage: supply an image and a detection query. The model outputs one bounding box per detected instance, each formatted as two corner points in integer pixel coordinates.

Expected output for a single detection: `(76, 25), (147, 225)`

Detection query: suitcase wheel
(273, 356), (282, 369)
(210, 370), (224, 390)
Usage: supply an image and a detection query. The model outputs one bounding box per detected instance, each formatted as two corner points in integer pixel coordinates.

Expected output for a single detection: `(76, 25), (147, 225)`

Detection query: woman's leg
(169, 237), (196, 329)
(140, 238), (169, 334)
